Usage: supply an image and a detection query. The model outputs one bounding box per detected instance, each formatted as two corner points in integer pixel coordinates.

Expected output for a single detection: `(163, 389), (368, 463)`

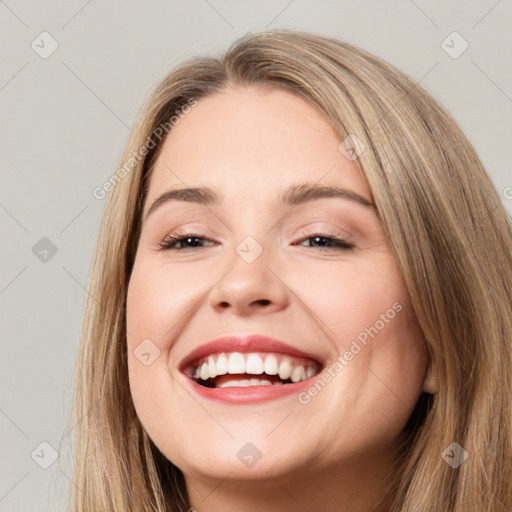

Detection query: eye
(156, 231), (353, 252)
(157, 232), (218, 251)
(294, 232), (354, 250)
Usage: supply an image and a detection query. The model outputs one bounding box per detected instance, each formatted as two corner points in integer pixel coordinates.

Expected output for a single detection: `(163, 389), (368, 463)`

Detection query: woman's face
(126, 85), (432, 491)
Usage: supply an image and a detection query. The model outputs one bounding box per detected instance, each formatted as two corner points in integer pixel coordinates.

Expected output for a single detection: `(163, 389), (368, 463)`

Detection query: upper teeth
(192, 352), (317, 383)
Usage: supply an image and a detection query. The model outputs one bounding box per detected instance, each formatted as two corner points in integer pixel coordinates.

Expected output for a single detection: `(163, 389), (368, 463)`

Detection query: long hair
(64, 29), (512, 511)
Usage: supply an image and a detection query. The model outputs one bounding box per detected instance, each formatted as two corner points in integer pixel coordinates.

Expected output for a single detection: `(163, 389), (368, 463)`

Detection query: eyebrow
(144, 183), (375, 221)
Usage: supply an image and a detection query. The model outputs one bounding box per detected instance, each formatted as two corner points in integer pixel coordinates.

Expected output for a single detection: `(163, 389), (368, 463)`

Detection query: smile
(178, 335), (324, 402)
(187, 352), (320, 388)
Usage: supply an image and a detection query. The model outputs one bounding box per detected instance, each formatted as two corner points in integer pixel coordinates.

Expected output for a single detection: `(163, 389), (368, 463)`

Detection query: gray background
(1, 1), (511, 510)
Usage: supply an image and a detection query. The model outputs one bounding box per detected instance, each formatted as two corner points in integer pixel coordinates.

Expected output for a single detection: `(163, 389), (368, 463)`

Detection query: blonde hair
(65, 29), (512, 511)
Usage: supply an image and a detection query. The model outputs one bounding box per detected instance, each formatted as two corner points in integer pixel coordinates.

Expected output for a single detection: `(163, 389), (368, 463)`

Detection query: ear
(422, 357), (437, 394)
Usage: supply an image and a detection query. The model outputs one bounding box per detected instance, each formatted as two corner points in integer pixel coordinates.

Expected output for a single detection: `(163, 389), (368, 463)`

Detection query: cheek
(126, 259), (198, 346)
(293, 256), (427, 410)
(125, 262), (176, 398)
(125, 261), (195, 451)
(293, 256), (406, 341)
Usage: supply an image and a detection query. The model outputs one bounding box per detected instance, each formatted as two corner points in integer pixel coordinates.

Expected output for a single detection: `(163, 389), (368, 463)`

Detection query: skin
(126, 85), (435, 512)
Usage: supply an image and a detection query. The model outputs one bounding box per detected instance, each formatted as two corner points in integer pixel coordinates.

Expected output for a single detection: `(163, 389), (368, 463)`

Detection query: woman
(67, 30), (512, 511)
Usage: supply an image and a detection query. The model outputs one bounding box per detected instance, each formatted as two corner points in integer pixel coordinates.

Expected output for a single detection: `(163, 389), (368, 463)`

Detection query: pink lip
(179, 334), (323, 369)
(187, 377), (315, 404)
(178, 334), (324, 404)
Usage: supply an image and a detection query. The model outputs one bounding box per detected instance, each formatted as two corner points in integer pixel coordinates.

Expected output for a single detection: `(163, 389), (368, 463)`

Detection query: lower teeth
(217, 379), (283, 388)
(196, 378), (288, 388)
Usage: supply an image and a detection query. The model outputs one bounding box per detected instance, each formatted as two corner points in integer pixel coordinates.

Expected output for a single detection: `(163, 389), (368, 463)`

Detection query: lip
(180, 334), (324, 370)
(186, 376), (316, 404)
(178, 334), (324, 404)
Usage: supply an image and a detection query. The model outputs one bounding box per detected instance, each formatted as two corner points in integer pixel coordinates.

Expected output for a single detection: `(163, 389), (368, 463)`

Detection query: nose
(208, 244), (290, 316)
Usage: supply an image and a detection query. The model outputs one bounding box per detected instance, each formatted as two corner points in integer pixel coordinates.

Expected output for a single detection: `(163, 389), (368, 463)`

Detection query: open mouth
(184, 352), (322, 389)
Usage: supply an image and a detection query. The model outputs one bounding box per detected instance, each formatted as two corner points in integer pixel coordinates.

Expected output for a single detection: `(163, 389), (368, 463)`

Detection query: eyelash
(156, 230), (355, 252)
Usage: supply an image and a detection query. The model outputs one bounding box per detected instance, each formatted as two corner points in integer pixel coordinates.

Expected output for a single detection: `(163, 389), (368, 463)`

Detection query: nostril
(216, 299), (271, 309)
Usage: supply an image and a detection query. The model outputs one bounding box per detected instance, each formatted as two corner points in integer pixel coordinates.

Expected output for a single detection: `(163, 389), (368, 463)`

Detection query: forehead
(145, 85), (371, 206)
